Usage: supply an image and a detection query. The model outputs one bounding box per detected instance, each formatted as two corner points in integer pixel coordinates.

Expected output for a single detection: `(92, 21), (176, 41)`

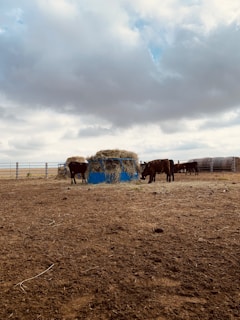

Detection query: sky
(1, 0), (240, 164)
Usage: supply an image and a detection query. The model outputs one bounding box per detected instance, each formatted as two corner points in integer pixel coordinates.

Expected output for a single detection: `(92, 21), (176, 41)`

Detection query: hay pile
(55, 156), (87, 180)
(55, 165), (67, 180)
(87, 149), (139, 182)
(88, 149), (138, 160)
(58, 156), (87, 179)
(66, 156), (86, 165)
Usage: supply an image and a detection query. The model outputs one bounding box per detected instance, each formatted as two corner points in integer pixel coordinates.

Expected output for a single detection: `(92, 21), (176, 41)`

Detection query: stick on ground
(14, 264), (54, 292)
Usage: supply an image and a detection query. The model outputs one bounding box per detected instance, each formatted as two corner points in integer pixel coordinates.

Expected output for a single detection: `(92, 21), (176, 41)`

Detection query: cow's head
(141, 163), (150, 180)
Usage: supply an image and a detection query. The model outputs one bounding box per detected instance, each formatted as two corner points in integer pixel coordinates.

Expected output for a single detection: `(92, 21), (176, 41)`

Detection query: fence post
(45, 162), (48, 179)
(16, 162), (19, 179)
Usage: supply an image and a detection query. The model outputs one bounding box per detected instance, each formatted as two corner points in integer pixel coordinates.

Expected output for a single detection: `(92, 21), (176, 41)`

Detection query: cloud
(1, 3), (240, 129)
(1, 1), (240, 162)
(199, 109), (240, 129)
(78, 125), (114, 137)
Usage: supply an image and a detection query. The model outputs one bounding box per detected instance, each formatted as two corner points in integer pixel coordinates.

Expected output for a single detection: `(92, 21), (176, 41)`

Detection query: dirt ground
(0, 172), (240, 320)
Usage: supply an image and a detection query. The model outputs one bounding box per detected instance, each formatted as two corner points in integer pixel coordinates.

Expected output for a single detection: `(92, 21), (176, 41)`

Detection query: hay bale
(87, 149), (139, 182)
(87, 149), (138, 161)
(66, 156), (86, 166)
(55, 165), (67, 179)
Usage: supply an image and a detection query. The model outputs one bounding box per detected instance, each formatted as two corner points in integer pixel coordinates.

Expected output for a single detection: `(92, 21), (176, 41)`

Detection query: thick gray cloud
(1, 1), (240, 131)
(1, 1), (240, 162)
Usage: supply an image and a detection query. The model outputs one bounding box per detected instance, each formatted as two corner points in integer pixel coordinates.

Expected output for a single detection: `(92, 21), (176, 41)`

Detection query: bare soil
(0, 172), (240, 320)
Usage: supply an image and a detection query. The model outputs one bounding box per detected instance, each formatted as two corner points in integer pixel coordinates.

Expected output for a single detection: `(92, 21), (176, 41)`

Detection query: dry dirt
(0, 172), (240, 320)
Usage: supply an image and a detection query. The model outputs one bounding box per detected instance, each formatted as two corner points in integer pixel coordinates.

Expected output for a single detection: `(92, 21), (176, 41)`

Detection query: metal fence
(0, 162), (61, 179)
(191, 157), (240, 172)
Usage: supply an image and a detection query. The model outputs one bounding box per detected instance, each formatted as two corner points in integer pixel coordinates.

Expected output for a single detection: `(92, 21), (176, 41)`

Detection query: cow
(184, 161), (199, 175)
(68, 161), (88, 184)
(174, 163), (185, 173)
(140, 162), (158, 181)
(141, 159), (172, 183)
(140, 159), (174, 182)
(174, 161), (199, 175)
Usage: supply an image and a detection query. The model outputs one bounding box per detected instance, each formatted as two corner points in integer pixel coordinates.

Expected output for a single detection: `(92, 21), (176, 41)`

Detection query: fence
(191, 157), (240, 172)
(0, 162), (61, 179)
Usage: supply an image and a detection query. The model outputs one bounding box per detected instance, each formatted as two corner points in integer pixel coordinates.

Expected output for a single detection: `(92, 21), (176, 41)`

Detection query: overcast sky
(1, 0), (240, 163)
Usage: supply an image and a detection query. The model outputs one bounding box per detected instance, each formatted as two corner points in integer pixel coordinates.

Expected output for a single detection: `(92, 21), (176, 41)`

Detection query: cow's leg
(82, 173), (87, 183)
(148, 173), (154, 183)
(165, 170), (171, 182)
(73, 174), (77, 184)
(167, 173), (172, 182)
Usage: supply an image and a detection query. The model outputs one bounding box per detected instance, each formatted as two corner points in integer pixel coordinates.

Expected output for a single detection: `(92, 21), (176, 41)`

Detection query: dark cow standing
(141, 159), (172, 183)
(140, 159), (174, 182)
(174, 161), (199, 175)
(184, 161), (199, 175)
(68, 162), (88, 184)
(174, 163), (185, 173)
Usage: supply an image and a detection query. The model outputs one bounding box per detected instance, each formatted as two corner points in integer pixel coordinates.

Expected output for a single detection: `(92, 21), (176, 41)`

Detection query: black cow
(174, 161), (199, 175)
(184, 161), (199, 175)
(141, 159), (172, 183)
(68, 162), (88, 184)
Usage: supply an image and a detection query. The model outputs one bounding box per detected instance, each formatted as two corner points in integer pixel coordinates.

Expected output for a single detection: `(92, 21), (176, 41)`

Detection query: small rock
(153, 228), (164, 233)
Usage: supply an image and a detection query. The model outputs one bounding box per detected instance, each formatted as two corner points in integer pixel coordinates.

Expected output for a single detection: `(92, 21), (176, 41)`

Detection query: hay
(87, 149), (138, 161)
(56, 156), (87, 179)
(55, 165), (67, 179)
(87, 149), (139, 182)
(66, 156), (86, 165)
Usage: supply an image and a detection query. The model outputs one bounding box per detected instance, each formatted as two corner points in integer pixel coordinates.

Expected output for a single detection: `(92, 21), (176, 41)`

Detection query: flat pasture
(0, 172), (240, 319)
(0, 167), (58, 179)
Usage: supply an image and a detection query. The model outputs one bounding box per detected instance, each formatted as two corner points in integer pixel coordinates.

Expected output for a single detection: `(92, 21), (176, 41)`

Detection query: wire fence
(1, 157), (239, 180)
(0, 162), (63, 179)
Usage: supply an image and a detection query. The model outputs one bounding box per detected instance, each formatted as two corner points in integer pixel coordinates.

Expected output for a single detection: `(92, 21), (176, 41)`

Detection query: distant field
(0, 167), (59, 179)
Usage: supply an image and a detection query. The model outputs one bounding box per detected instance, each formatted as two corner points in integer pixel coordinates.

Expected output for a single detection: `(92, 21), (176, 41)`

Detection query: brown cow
(141, 159), (172, 183)
(174, 163), (185, 173)
(68, 162), (88, 184)
(174, 161), (199, 175)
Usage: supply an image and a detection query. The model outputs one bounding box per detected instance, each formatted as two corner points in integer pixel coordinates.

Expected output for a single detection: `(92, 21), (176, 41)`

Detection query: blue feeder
(87, 157), (139, 184)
